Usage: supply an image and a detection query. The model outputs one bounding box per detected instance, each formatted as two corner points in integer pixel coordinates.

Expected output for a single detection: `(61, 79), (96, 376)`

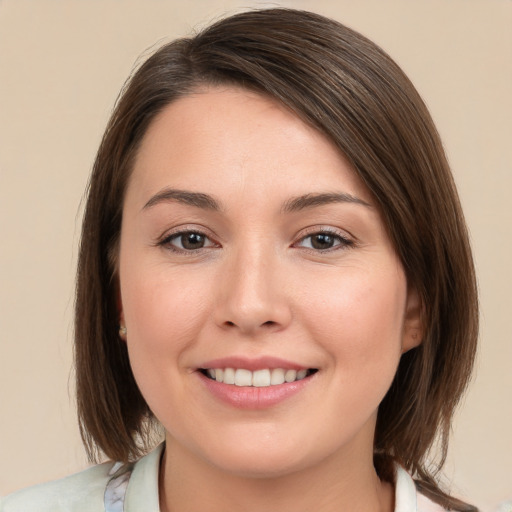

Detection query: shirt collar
(394, 464), (418, 512)
(124, 443), (163, 512)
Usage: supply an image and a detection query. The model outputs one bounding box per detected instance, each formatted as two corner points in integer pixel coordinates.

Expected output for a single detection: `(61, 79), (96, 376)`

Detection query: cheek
(124, 277), (191, 344)
(119, 258), (212, 394)
(298, 264), (406, 379)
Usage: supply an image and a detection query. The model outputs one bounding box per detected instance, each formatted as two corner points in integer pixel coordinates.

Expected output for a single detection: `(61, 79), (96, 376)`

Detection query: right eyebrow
(142, 188), (221, 212)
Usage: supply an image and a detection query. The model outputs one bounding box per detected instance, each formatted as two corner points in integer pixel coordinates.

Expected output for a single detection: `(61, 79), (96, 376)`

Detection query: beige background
(0, 0), (511, 509)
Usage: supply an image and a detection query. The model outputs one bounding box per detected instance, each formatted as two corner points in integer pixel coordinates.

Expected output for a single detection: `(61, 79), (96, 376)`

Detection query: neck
(159, 437), (394, 512)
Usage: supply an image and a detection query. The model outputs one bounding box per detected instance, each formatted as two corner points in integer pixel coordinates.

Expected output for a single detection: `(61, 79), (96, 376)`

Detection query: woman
(1, 8), (478, 512)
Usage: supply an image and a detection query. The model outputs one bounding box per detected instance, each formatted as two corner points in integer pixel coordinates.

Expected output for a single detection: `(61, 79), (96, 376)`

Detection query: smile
(200, 368), (317, 387)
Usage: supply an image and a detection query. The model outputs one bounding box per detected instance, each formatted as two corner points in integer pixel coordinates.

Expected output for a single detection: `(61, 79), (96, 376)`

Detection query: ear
(402, 286), (424, 353)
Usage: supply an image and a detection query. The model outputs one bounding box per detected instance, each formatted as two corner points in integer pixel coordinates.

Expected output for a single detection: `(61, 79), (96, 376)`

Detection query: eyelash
(158, 230), (218, 253)
(294, 228), (355, 253)
(157, 228), (355, 254)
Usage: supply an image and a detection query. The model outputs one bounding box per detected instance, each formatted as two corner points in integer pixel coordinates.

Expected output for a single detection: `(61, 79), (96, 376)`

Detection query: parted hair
(75, 8), (478, 511)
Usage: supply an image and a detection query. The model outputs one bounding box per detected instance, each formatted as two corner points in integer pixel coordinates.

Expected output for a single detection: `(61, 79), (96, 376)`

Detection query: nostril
(220, 315), (288, 333)
(224, 320), (276, 328)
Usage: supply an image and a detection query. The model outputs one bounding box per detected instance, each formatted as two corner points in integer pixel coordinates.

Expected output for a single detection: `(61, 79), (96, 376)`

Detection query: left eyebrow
(281, 192), (372, 213)
(142, 188), (221, 211)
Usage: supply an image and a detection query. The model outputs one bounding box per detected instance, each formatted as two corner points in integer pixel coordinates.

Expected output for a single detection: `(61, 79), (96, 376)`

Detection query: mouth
(199, 367), (318, 387)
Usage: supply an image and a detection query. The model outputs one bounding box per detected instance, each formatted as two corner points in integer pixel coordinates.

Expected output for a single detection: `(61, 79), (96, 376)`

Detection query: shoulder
(0, 461), (115, 512)
(0, 444), (163, 512)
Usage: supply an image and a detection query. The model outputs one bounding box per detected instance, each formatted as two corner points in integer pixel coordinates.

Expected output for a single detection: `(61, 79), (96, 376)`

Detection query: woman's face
(119, 86), (421, 477)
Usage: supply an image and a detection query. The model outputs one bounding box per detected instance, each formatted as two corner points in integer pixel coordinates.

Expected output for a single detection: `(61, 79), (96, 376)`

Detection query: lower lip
(198, 372), (315, 409)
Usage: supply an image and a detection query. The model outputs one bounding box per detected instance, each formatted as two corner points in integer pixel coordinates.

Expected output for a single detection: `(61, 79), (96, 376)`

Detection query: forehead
(127, 86), (372, 209)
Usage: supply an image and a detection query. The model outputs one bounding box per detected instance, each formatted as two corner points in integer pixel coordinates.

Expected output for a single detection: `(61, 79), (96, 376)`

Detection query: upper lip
(198, 356), (312, 372)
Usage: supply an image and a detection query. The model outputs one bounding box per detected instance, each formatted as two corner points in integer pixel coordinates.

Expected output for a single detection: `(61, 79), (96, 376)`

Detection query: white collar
(395, 464), (418, 511)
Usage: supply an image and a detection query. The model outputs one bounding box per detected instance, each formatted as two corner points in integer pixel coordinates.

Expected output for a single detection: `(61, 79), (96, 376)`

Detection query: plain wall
(0, 0), (511, 509)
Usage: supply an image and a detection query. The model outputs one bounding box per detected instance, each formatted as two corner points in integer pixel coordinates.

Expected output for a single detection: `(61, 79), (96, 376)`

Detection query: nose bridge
(216, 236), (290, 333)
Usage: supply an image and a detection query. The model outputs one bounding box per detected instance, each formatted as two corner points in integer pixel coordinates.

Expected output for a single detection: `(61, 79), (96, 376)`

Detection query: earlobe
(119, 324), (127, 340)
(402, 286), (424, 353)
(117, 284), (127, 341)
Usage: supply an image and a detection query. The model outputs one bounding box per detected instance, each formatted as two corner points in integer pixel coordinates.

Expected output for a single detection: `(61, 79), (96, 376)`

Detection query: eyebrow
(143, 188), (221, 211)
(281, 192), (372, 213)
(142, 188), (371, 214)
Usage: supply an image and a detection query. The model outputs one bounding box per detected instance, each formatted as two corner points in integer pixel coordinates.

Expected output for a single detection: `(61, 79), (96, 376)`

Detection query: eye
(296, 231), (353, 251)
(163, 231), (216, 251)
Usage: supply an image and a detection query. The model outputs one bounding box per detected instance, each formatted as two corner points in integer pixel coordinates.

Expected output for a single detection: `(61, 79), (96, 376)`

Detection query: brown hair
(75, 8), (478, 510)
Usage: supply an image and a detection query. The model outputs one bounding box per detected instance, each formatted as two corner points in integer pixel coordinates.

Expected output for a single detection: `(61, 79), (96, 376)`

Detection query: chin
(192, 429), (335, 480)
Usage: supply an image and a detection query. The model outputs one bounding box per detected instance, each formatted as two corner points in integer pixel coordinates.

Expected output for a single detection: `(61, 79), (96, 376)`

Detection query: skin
(118, 87), (422, 512)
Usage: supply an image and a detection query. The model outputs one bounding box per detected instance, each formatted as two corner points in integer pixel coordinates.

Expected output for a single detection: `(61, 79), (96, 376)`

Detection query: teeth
(203, 367), (313, 387)
(284, 369), (297, 382)
(234, 369), (252, 387)
(270, 368), (285, 385)
(296, 369), (308, 380)
(252, 369), (271, 387)
(223, 367), (235, 384)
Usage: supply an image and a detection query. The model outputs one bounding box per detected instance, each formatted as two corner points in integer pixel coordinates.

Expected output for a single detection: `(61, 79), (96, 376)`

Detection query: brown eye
(297, 231), (353, 251)
(181, 233), (206, 250)
(165, 231), (215, 251)
(310, 233), (336, 250)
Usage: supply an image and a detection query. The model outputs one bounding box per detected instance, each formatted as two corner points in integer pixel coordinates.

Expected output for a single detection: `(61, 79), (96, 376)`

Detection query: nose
(214, 243), (292, 335)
